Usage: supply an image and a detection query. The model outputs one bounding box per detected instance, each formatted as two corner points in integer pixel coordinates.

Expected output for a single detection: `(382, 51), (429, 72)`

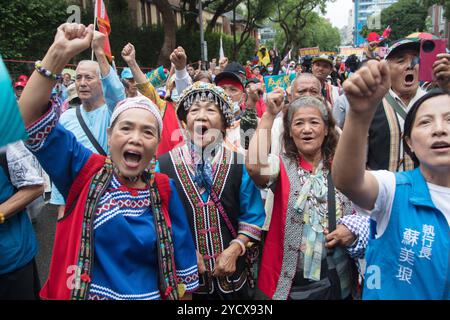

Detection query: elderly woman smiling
(18, 23), (198, 300)
(246, 91), (369, 300)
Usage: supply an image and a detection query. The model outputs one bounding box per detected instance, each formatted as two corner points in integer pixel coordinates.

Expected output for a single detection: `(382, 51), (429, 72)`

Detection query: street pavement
(33, 203), (58, 287)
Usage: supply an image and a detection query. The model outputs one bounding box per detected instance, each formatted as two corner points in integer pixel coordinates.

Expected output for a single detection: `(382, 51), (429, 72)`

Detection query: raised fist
(246, 83), (262, 107)
(343, 59), (391, 116)
(53, 23), (94, 59)
(265, 87), (285, 116)
(91, 30), (106, 53)
(170, 47), (187, 71)
(433, 53), (450, 90)
(121, 43), (136, 64)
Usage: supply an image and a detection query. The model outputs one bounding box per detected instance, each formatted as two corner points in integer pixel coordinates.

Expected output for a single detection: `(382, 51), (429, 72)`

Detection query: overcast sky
(324, 0), (354, 29)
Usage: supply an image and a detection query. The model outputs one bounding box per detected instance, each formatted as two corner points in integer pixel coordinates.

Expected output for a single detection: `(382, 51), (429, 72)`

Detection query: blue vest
(363, 168), (449, 300)
(0, 166), (38, 275)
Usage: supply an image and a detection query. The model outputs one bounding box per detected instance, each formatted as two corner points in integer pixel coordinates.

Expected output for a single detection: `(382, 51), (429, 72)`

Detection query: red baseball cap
(14, 81), (27, 89)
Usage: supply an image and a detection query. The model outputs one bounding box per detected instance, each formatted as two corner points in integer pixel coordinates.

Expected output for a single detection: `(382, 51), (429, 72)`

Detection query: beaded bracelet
(230, 238), (246, 256)
(35, 60), (63, 81)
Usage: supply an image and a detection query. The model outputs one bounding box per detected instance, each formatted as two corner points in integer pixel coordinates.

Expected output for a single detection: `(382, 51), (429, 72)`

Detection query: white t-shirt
(357, 170), (450, 238)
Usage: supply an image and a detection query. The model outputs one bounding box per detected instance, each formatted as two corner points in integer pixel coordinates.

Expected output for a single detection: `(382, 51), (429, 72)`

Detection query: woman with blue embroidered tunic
(246, 92), (369, 300)
(18, 23), (199, 300)
(333, 59), (449, 300)
(158, 82), (266, 300)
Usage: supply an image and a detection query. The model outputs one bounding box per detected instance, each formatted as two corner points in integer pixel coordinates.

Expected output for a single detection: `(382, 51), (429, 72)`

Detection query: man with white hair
(50, 31), (125, 219)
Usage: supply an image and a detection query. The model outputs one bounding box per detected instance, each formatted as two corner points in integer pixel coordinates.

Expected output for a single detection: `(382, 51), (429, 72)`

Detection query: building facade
(340, 9), (354, 46)
(353, 0), (397, 46)
(429, 5), (447, 38)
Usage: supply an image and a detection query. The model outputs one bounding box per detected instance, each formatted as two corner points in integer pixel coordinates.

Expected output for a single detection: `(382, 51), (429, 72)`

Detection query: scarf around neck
(293, 160), (329, 281)
(187, 140), (222, 193)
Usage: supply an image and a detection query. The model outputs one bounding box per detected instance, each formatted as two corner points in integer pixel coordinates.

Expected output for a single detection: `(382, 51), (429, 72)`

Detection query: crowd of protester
(1, 22), (449, 301)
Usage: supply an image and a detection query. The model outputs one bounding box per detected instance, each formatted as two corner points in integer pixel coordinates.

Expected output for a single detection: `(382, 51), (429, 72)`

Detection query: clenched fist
(121, 43), (136, 64)
(343, 59), (391, 116)
(265, 87), (285, 116)
(170, 47), (187, 71)
(91, 30), (106, 53)
(433, 53), (450, 90)
(52, 23), (94, 59)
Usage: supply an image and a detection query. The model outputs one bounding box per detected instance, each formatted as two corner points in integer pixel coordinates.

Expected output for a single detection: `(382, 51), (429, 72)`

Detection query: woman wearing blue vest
(332, 59), (449, 300)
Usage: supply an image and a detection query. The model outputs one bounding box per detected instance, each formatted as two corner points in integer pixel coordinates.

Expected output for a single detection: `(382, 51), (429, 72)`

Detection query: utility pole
(232, 0), (236, 60)
(199, 0), (207, 67)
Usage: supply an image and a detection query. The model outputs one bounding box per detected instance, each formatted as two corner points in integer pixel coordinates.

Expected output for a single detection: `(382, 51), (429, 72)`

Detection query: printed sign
(339, 47), (364, 56)
(299, 47), (320, 57)
(264, 73), (297, 93)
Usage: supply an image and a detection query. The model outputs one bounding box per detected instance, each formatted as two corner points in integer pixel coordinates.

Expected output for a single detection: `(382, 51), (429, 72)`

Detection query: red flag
(96, 0), (112, 61)
(382, 26), (392, 40)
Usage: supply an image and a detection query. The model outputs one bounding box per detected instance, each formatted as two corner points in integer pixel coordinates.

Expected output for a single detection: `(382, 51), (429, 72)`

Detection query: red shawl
(257, 160), (290, 299)
(40, 154), (171, 300)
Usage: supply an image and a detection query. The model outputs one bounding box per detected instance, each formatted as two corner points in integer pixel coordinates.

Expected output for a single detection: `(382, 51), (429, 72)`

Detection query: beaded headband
(177, 82), (235, 128)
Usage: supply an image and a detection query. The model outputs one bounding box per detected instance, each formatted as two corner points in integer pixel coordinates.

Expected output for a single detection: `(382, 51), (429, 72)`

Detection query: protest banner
(339, 47), (364, 56)
(264, 73), (296, 93)
(299, 47), (320, 57)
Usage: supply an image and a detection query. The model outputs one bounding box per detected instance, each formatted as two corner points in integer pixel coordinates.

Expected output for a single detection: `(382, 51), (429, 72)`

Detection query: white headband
(110, 96), (163, 137)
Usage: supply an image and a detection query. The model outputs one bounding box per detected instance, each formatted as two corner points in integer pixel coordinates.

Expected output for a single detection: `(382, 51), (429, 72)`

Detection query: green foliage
(0, 0), (68, 59)
(422, 0), (450, 20)
(298, 13), (341, 51)
(270, 0), (333, 53)
(86, 0), (256, 67)
(176, 27), (256, 64)
(274, 11), (341, 55)
(380, 0), (428, 41)
(361, 0), (428, 43)
(0, 0), (69, 76)
(0, 0), (256, 76)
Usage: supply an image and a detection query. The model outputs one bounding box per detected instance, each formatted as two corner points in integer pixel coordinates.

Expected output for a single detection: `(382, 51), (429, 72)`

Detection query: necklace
(113, 165), (140, 183)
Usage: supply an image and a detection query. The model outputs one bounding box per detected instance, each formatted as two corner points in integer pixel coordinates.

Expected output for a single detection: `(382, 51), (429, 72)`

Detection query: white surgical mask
(233, 102), (241, 114)
(171, 87), (180, 102)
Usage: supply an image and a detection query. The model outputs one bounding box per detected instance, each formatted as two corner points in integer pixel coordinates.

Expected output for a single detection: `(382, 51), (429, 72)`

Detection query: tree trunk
(206, 1), (235, 34)
(183, 0), (198, 32)
(235, 0), (253, 55)
(153, 0), (177, 67)
(206, 12), (221, 34)
(281, 23), (291, 56)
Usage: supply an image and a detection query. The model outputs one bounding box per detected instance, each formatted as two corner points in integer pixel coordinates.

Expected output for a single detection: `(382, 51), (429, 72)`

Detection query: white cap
(110, 96), (163, 137)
